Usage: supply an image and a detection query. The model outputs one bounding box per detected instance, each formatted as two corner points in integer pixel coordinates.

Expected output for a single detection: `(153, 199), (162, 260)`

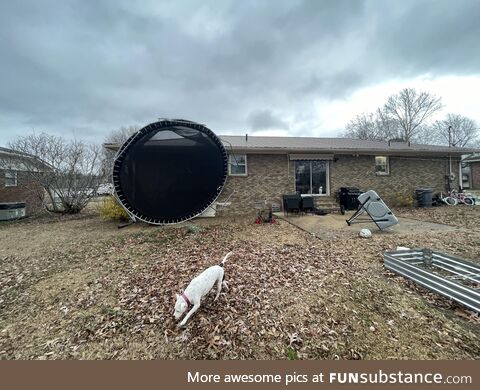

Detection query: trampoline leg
(118, 220), (135, 229)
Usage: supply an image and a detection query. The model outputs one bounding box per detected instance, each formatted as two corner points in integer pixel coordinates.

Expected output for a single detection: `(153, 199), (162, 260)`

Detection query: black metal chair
(283, 194), (302, 216)
(301, 196), (315, 213)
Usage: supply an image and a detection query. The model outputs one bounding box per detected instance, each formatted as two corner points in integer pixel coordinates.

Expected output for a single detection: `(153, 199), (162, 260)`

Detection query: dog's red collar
(181, 292), (192, 306)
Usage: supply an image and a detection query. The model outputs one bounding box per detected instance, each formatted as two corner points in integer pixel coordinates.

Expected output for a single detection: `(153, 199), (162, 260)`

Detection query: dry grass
(0, 207), (479, 360)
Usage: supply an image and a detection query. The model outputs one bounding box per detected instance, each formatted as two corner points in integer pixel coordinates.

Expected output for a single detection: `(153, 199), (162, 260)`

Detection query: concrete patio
(275, 211), (462, 240)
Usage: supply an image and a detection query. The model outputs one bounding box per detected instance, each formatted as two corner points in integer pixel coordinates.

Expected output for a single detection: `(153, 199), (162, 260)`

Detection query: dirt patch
(0, 208), (479, 359)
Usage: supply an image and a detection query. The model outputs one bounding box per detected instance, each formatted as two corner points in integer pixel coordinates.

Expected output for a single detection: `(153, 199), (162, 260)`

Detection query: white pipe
(459, 160), (463, 190)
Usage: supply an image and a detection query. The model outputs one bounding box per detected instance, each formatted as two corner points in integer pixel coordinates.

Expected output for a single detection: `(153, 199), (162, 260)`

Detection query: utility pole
(448, 125), (453, 191)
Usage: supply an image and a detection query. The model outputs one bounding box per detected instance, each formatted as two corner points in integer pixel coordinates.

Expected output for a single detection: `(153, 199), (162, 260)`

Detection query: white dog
(174, 251), (233, 327)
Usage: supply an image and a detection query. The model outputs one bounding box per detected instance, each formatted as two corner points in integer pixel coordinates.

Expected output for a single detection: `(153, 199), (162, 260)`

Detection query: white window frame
(294, 160), (330, 196)
(5, 170), (17, 187)
(375, 156), (390, 176)
(228, 154), (247, 176)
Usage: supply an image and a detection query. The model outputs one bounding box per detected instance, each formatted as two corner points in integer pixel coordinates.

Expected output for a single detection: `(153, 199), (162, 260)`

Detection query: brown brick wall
(471, 162), (480, 190)
(217, 154), (294, 215)
(330, 155), (458, 202)
(217, 153), (458, 215)
(0, 170), (44, 214)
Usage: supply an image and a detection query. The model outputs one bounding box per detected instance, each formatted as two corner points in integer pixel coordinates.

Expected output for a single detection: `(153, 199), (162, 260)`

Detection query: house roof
(103, 135), (480, 157)
(0, 146), (21, 156)
(0, 146), (52, 170)
(218, 136), (479, 156)
(462, 153), (480, 163)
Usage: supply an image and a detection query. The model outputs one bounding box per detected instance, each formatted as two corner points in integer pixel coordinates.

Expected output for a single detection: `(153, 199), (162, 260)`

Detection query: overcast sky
(1, 0), (480, 145)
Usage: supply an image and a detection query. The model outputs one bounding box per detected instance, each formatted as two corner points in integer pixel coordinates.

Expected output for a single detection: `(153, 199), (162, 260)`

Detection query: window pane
(232, 155), (246, 165)
(375, 156), (388, 174)
(311, 161), (327, 194)
(5, 171), (17, 186)
(230, 164), (246, 175)
(295, 161), (311, 194)
(229, 154), (246, 175)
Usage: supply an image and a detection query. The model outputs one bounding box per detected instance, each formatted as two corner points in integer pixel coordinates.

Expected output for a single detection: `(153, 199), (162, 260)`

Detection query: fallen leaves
(0, 211), (479, 360)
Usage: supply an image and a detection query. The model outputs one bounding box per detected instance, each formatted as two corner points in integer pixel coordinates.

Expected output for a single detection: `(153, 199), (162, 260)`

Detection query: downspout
(287, 154), (291, 191)
(458, 159), (463, 190)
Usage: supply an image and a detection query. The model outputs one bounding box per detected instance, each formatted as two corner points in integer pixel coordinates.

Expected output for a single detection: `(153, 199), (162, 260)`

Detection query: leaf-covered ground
(0, 207), (479, 360)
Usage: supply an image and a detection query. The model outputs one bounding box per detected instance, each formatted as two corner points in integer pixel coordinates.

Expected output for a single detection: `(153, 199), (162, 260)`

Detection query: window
(375, 156), (389, 175)
(5, 170), (17, 187)
(295, 161), (328, 195)
(228, 154), (247, 176)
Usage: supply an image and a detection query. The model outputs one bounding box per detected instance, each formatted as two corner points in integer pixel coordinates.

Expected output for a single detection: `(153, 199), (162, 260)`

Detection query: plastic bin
(415, 188), (433, 207)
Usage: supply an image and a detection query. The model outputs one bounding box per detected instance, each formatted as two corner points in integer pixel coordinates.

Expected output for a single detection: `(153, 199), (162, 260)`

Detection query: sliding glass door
(294, 160), (329, 195)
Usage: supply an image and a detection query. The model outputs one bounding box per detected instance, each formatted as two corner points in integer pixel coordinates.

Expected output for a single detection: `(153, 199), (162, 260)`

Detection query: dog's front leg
(179, 303), (200, 327)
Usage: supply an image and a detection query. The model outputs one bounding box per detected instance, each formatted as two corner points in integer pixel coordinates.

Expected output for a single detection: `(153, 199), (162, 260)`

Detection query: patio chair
(301, 196), (315, 214)
(283, 194), (302, 216)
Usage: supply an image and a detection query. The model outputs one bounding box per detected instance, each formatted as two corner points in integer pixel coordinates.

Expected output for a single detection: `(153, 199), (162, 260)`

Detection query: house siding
(0, 170), (44, 214)
(471, 162), (480, 190)
(330, 155), (458, 201)
(217, 153), (458, 215)
(217, 154), (294, 215)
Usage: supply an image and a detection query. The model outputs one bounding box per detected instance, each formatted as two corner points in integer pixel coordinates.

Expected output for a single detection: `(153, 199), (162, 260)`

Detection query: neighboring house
(0, 146), (45, 214)
(104, 135), (479, 215)
(462, 154), (480, 190)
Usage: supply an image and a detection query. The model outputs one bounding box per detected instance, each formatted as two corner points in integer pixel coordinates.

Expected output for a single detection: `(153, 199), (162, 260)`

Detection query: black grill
(339, 187), (362, 211)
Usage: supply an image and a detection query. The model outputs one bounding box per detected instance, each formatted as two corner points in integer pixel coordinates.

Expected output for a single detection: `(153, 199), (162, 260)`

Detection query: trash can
(415, 188), (433, 207)
(339, 187), (362, 211)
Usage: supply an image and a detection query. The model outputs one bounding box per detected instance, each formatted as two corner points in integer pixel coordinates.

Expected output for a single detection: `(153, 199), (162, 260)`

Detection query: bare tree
(102, 125), (140, 179)
(430, 114), (479, 147)
(342, 108), (401, 141)
(343, 113), (379, 140)
(383, 88), (443, 142)
(104, 125), (140, 144)
(8, 133), (106, 214)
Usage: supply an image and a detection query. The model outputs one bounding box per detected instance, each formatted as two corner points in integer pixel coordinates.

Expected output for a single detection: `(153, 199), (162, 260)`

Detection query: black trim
(0, 202), (26, 210)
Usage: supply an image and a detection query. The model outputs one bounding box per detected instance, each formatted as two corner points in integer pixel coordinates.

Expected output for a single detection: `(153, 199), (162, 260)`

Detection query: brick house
(104, 135), (479, 216)
(0, 147), (45, 214)
(462, 154), (480, 190)
(215, 136), (479, 214)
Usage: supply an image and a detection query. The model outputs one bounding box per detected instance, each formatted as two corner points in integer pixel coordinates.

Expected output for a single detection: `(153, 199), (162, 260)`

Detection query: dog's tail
(220, 251), (233, 267)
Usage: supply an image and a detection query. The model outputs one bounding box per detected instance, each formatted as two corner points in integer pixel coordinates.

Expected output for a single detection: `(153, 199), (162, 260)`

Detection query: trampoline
(112, 119), (228, 225)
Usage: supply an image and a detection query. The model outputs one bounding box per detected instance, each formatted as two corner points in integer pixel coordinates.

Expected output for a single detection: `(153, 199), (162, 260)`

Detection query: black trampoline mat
(113, 120), (228, 224)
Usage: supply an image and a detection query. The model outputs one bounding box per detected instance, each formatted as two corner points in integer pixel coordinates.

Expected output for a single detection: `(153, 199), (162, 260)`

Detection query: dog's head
(174, 294), (188, 319)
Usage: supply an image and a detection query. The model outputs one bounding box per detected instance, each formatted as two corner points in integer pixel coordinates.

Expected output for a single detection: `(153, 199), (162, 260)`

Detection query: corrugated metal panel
(384, 248), (480, 312)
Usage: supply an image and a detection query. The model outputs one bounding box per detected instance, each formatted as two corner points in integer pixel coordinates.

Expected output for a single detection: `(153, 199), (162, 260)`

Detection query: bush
(389, 191), (415, 207)
(99, 196), (130, 221)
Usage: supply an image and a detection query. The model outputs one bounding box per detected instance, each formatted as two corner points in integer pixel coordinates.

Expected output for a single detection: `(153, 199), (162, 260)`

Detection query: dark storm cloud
(0, 0), (478, 144)
(247, 109), (289, 131)
(370, 0), (480, 76)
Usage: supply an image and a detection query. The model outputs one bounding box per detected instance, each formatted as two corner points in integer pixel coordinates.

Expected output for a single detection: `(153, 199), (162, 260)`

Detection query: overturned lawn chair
(346, 189), (398, 230)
